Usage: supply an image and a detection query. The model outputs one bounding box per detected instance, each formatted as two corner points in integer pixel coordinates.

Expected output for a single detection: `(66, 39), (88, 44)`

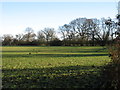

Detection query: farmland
(2, 46), (111, 88)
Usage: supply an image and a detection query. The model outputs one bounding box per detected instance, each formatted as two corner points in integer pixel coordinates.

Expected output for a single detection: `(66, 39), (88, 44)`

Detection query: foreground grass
(2, 46), (111, 88)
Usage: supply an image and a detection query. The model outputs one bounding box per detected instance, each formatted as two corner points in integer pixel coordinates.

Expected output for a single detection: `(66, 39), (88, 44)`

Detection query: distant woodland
(1, 17), (119, 46)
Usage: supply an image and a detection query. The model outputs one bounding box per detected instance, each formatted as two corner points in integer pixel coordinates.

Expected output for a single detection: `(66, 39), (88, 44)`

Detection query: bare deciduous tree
(2, 34), (13, 45)
(37, 31), (45, 42)
(42, 28), (56, 43)
(23, 27), (36, 42)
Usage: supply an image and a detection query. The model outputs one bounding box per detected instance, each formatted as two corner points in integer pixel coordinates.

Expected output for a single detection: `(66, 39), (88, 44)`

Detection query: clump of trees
(1, 17), (117, 46)
(2, 27), (59, 46)
(59, 17), (116, 46)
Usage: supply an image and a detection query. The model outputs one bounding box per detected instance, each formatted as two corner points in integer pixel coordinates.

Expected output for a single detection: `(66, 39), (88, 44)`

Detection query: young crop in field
(2, 46), (111, 88)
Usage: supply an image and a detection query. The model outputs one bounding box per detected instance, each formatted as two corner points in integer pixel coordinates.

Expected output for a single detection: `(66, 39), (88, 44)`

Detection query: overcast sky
(0, 0), (119, 36)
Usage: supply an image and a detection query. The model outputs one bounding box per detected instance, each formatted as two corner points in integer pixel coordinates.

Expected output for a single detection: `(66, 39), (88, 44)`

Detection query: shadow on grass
(77, 47), (107, 53)
(2, 47), (107, 53)
(2, 65), (104, 88)
(2, 53), (109, 58)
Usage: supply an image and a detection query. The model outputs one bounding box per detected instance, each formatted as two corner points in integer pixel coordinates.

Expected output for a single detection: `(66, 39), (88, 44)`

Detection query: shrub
(110, 36), (120, 64)
(101, 35), (120, 89)
(49, 38), (63, 46)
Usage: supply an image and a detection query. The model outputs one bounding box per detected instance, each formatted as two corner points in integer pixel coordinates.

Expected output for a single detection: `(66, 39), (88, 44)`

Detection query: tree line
(1, 17), (119, 46)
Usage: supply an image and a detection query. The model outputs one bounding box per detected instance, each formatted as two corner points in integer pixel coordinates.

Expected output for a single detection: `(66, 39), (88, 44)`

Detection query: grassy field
(2, 46), (111, 88)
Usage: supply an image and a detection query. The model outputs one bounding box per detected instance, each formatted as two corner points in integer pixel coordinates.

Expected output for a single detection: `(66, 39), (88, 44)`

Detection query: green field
(2, 46), (111, 88)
